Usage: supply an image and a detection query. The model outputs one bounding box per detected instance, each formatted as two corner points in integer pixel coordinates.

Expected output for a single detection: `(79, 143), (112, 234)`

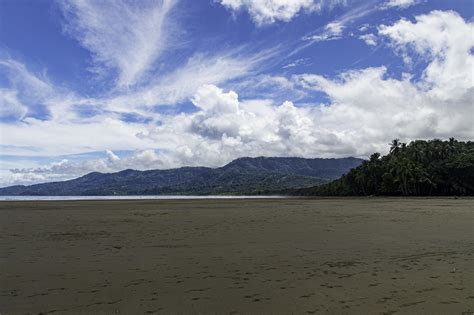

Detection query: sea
(0, 195), (287, 201)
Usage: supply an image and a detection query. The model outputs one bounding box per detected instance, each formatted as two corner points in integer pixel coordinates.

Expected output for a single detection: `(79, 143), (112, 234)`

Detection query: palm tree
(390, 139), (401, 154)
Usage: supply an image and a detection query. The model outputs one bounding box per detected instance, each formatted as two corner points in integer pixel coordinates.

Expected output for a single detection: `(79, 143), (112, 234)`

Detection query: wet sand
(1, 198), (473, 314)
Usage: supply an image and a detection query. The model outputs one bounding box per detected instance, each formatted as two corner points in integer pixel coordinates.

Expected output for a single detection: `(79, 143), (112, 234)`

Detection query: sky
(0, 0), (473, 187)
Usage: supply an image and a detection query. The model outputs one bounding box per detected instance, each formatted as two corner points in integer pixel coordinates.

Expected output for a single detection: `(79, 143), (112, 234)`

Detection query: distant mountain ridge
(0, 156), (363, 196)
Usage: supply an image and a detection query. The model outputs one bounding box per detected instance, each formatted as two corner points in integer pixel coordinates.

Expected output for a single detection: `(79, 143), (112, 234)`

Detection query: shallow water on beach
(0, 195), (287, 201)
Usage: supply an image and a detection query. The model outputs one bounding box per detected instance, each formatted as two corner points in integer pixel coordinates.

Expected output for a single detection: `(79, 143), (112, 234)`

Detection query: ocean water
(0, 195), (288, 201)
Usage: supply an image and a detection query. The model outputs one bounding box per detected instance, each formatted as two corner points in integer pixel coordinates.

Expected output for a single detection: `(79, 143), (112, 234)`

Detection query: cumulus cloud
(378, 10), (474, 98)
(133, 85), (367, 168)
(359, 33), (377, 46)
(219, 0), (347, 26)
(296, 10), (474, 144)
(192, 84), (239, 113)
(296, 67), (468, 144)
(59, 0), (177, 87)
(219, 0), (320, 25)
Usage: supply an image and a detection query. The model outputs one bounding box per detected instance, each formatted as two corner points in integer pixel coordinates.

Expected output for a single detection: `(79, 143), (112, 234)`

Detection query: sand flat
(0, 198), (473, 314)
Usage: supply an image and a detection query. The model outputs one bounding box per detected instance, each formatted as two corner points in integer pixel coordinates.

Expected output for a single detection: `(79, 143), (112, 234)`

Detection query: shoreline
(0, 195), (472, 202)
(0, 195), (290, 201)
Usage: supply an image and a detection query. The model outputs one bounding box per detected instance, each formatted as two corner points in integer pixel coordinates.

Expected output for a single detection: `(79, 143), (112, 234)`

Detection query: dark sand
(1, 198), (473, 314)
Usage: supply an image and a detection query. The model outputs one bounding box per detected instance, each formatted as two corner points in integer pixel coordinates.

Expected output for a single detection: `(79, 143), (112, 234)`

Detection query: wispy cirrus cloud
(0, 89), (27, 121)
(303, 21), (345, 42)
(58, 0), (178, 87)
(300, 0), (420, 46)
(0, 57), (91, 124)
(381, 0), (421, 10)
(99, 47), (278, 112)
(295, 0), (378, 51)
(0, 58), (54, 121)
(0, 59), (53, 99)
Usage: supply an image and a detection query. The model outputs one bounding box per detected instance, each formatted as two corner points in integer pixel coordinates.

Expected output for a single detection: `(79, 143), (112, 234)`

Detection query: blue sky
(0, 0), (473, 186)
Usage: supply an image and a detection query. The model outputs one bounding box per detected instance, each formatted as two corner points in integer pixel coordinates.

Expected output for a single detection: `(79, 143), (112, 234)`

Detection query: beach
(1, 198), (473, 314)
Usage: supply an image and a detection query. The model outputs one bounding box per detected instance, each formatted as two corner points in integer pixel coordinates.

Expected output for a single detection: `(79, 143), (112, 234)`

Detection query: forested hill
(295, 139), (474, 196)
(0, 157), (362, 196)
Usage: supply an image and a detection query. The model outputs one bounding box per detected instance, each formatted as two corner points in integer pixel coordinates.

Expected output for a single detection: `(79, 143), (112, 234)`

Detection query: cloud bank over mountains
(0, 1), (473, 186)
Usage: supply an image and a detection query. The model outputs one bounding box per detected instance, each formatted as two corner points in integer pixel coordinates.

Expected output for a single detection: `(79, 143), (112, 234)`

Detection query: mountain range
(0, 157), (363, 196)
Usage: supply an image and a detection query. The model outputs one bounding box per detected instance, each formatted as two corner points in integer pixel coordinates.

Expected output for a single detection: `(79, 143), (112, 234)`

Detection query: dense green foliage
(0, 157), (362, 196)
(296, 139), (474, 196)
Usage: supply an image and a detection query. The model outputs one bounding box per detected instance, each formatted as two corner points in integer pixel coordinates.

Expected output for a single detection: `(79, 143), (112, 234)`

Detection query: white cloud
(219, 0), (348, 26)
(105, 150), (120, 163)
(59, 0), (177, 87)
(0, 89), (27, 120)
(295, 66), (472, 150)
(378, 10), (474, 99)
(295, 10), (474, 146)
(102, 50), (270, 112)
(230, 73), (307, 103)
(219, 0), (320, 25)
(0, 46), (274, 160)
(359, 33), (377, 46)
(131, 85), (363, 168)
(304, 21), (344, 42)
(300, 2), (376, 46)
(4, 147), (205, 186)
(326, 21), (344, 35)
(282, 58), (310, 69)
(0, 59), (54, 115)
(0, 116), (157, 157)
(382, 0), (420, 9)
(0, 58), (95, 123)
(359, 24), (370, 32)
(192, 84), (239, 114)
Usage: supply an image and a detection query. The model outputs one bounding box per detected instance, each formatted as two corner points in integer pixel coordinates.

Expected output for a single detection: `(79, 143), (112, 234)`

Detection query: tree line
(295, 139), (474, 196)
